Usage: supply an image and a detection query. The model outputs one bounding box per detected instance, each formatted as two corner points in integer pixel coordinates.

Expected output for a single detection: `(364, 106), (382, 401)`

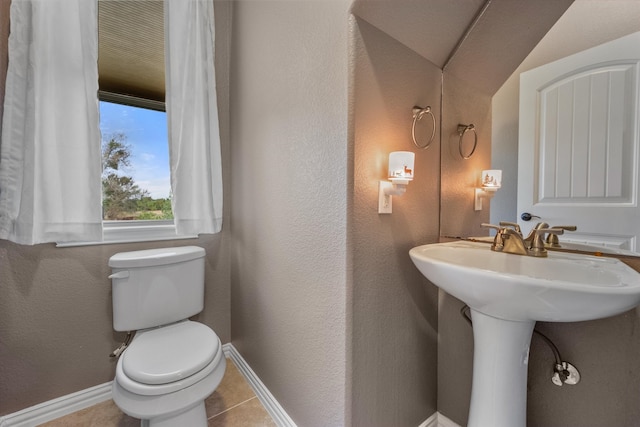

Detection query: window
(6, 0), (216, 247)
(57, 3), (181, 247)
(99, 92), (172, 222)
(87, 2), (196, 245)
(92, 92), (194, 245)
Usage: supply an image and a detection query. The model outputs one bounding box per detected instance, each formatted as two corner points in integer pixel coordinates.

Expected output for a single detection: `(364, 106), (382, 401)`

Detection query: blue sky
(99, 101), (171, 199)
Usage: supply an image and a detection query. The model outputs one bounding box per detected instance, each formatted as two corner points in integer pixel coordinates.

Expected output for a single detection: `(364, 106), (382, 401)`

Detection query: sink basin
(409, 240), (640, 427)
(409, 240), (640, 322)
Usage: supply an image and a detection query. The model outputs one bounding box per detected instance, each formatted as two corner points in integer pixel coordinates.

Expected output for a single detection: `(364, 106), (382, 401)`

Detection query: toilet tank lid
(109, 246), (205, 268)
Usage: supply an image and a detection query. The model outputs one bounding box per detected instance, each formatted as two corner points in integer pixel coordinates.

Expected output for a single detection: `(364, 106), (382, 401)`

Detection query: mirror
(492, 1), (640, 223)
(438, 0), (572, 239)
(491, 1), (640, 256)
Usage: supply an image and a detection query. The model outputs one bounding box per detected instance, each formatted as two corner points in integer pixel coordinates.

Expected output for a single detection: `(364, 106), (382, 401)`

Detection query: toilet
(108, 246), (226, 427)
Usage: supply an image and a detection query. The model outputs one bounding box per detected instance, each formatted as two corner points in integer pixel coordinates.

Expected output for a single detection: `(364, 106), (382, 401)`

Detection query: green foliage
(133, 197), (174, 220)
(101, 133), (173, 220)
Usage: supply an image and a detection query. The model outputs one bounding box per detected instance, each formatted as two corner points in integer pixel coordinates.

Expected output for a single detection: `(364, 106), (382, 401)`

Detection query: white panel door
(518, 32), (640, 251)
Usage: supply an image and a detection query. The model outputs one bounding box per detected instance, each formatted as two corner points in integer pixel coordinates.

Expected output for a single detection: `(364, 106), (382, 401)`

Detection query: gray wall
(0, 0), (233, 416)
(350, 17), (440, 427)
(229, 1), (349, 426)
(439, 72), (492, 239)
(437, 73), (491, 427)
(0, 0), (7, 138)
(6, 1), (640, 426)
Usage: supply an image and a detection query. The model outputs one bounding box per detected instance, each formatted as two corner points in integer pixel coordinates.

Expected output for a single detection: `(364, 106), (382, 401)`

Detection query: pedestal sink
(409, 240), (640, 427)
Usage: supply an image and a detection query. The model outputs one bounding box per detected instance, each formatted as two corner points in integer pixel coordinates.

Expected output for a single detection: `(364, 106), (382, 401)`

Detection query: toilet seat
(116, 321), (223, 396)
(123, 321), (218, 385)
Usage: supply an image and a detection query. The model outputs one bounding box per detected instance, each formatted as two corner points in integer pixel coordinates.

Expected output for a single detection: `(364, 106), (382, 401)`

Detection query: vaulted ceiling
(97, 0), (575, 102)
(351, 0), (574, 95)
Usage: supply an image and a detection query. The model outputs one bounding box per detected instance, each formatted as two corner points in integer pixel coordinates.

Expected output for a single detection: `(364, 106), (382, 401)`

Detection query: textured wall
(491, 2), (640, 426)
(0, 236), (230, 415)
(350, 17), (440, 427)
(0, 0), (232, 416)
(436, 3), (578, 424)
(0, 0), (7, 136)
(8, 1), (640, 425)
(229, 1), (349, 426)
(439, 72), (492, 239)
(437, 72), (491, 427)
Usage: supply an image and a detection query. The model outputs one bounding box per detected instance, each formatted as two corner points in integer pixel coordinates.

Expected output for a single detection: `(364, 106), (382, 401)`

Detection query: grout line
(207, 396), (258, 420)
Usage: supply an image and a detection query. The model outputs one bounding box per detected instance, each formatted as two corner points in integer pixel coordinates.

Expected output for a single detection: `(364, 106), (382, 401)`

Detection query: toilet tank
(109, 246), (206, 331)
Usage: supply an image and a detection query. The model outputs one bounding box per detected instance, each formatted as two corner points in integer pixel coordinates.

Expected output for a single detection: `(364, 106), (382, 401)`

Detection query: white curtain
(0, 0), (102, 245)
(164, 0), (223, 235)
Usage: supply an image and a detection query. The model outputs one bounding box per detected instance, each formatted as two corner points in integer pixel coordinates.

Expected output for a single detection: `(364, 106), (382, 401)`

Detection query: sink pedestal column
(468, 309), (535, 427)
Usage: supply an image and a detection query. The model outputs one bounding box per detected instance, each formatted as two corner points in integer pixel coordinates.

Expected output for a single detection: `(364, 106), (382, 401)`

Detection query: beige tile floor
(39, 358), (276, 427)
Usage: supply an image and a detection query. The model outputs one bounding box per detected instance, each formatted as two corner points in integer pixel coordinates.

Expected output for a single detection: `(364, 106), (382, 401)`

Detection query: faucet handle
(531, 228), (565, 256)
(481, 223), (502, 231)
(545, 225), (577, 246)
(499, 221), (521, 234)
(481, 223), (505, 250)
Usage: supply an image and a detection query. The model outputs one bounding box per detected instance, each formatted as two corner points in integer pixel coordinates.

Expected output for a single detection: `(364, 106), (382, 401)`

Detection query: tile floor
(39, 358), (277, 427)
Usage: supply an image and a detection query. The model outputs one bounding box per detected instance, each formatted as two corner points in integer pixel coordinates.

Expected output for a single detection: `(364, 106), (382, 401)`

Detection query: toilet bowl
(108, 247), (225, 427)
(112, 321), (226, 426)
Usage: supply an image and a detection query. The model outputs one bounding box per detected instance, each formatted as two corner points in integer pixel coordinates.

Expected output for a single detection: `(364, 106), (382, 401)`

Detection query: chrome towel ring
(457, 124), (477, 159)
(411, 106), (436, 149)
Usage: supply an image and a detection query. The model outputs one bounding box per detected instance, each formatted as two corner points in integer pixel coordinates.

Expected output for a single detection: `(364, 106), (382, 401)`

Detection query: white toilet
(108, 246), (226, 427)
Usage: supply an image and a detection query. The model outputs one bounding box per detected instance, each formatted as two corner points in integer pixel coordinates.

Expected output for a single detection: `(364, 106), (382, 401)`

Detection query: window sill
(56, 220), (198, 247)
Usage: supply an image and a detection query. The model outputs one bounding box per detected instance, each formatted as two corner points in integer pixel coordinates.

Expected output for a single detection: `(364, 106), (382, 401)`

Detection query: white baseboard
(0, 345), (455, 427)
(0, 382), (112, 427)
(437, 412), (463, 427)
(418, 412), (439, 427)
(418, 412), (462, 427)
(0, 344), (293, 427)
(223, 343), (297, 427)
(224, 345), (462, 427)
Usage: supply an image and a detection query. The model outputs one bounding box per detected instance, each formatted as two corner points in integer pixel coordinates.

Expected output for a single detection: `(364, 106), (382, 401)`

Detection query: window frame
(56, 92), (196, 247)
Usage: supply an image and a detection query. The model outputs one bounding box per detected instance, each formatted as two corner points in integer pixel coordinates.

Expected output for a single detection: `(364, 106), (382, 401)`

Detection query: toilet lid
(122, 321), (219, 385)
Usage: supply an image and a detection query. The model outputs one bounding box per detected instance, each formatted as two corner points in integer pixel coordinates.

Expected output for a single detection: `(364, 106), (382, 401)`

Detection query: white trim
(418, 412), (438, 427)
(222, 343), (297, 427)
(0, 382), (112, 427)
(56, 220), (198, 247)
(437, 412), (463, 427)
(0, 344), (293, 427)
(0, 346), (452, 427)
(417, 412), (463, 427)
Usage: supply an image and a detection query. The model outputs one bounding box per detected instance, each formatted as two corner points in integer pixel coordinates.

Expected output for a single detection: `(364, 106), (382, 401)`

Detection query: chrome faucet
(481, 222), (566, 257)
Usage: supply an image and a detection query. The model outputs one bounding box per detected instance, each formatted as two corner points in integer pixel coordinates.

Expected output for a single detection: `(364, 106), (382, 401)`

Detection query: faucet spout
(501, 228), (530, 256)
(523, 222), (549, 246)
(482, 222), (565, 257)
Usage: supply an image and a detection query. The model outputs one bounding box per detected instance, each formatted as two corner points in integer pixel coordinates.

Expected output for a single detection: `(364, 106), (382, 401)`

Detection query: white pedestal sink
(409, 240), (640, 427)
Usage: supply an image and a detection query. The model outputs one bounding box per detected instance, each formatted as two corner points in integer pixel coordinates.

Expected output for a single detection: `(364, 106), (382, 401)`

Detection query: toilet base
(113, 352), (226, 427)
(142, 401), (207, 427)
